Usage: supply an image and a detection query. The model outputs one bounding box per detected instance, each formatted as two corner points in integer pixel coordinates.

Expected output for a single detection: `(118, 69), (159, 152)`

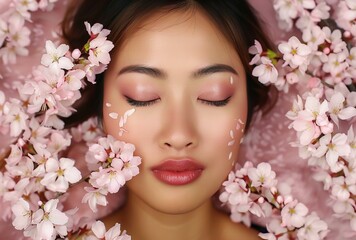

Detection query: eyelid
(198, 96), (232, 107)
(125, 96), (161, 107)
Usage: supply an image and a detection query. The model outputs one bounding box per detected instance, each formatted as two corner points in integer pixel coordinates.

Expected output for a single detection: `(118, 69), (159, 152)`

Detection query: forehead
(112, 9), (241, 70)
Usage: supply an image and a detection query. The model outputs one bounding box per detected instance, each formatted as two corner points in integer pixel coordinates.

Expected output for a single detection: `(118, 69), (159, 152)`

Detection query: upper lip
(151, 158), (205, 172)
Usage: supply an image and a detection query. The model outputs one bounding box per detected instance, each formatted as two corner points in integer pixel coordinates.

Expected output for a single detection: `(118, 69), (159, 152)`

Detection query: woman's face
(103, 9), (247, 214)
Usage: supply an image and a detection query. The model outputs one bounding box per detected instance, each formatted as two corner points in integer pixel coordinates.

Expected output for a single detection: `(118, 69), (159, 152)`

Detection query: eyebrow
(118, 64), (238, 79)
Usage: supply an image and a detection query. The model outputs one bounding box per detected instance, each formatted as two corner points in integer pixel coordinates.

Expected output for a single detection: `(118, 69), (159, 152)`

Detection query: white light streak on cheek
(237, 119), (245, 133)
(227, 128), (235, 161)
(118, 108), (136, 136)
(227, 118), (245, 163)
(106, 102), (112, 107)
(109, 112), (119, 119)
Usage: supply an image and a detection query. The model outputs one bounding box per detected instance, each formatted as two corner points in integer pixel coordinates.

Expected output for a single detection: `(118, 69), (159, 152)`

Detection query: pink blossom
(31, 199), (68, 239)
(286, 95), (304, 120)
(314, 133), (351, 172)
(41, 40), (74, 72)
(84, 22), (110, 38)
(247, 162), (277, 188)
(14, 0), (39, 12)
(47, 131), (71, 155)
(252, 57), (278, 84)
(328, 92), (356, 126)
(331, 176), (356, 201)
(302, 25), (325, 51)
(11, 198), (32, 230)
(89, 167), (126, 194)
(40, 157), (82, 193)
(71, 117), (104, 143)
(322, 52), (348, 77)
(281, 200), (309, 228)
(248, 40), (263, 65)
(273, 0), (298, 31)
(88, 37), (114, 66)
(0, 40), (29, 64)
(90, 221), (130, 240)
(3, 99), (29, 137)
(292, 96), (328, 145)
(322, 28), (346, 54)
(259, 219), (288, 240)
(82, 187), (108, 213)
(65, 69), (85, 91)
(219, 177), (250, 207)
(278, 36), (311, 71)
(297, 212), (328, 240)
(23, 117), (51, 144)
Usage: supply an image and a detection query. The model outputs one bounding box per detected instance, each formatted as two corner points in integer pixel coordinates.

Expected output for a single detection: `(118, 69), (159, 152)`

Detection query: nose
(159, 102), (198, 151)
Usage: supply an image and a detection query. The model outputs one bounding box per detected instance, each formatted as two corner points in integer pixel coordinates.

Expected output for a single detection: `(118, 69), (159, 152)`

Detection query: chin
(146, 194), (207, 215)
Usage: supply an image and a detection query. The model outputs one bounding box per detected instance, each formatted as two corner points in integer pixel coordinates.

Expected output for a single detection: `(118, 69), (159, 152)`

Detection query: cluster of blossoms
(0, 20), (141, 239)
(250, 0), (356, 234)
(220, 162), (328, 240)
(0, 0), (58, 65)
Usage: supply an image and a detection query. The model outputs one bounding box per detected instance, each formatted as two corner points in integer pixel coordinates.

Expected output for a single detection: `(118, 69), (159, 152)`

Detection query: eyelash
(198, 96), (231, 107)
(125, 96), (231, 107)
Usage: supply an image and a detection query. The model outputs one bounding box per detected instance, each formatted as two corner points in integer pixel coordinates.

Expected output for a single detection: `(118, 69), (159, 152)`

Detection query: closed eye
(125, 96), (161, 107)
(198, 96), (231, 107)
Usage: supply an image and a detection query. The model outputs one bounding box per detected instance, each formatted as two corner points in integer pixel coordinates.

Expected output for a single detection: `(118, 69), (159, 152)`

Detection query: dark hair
(62, 0), (277, 130)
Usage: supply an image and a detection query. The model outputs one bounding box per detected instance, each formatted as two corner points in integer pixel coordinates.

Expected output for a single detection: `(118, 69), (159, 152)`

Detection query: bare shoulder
(215, 211), (261, 240)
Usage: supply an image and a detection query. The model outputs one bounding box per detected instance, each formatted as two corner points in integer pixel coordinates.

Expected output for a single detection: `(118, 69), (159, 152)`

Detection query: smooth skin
(101, 8), (260, 240)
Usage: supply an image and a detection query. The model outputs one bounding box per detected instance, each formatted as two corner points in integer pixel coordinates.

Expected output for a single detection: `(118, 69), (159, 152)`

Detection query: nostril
(164, 142), (172, 147)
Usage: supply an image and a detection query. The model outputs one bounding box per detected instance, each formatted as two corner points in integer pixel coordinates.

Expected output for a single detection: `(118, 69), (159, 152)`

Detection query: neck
(114, 191), (220, 240)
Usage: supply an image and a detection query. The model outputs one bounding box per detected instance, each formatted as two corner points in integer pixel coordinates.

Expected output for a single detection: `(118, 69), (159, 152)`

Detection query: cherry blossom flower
(252, 57), (278, 84)
(41, 40), (74, 72)
(259, 219), (289, 240)
(248, 40), (263, 65)
(85, 22), (110, 39)
(89, 167), (126, 194)
(219, 172), (250, 207)
(3, 99), (29, 137)
(302, 25), (325, 51)
(71, 117), (104, 143)
(87, 37), (114, 66)
(297, 213), (329, 240)
(313, 133), (351, 172)
(292, 96), (329, 145)
(11, 198), (32, 230)
(322, 52), (349, 78)
(328, 92), (356, 126)
(40, 157), (82, 192)
(331, 176), (356, 201)
(31, 199), (69, 239)
(247, 162), (277, 188)
(278, 36), (311, 72)
(14, 0), (39, 12)
(273, 0), (298, 31)
(82, 187), (108, 213)
(322, 28), (346, 54)
(89, 221), (131, 240)
(23, 117), (51, 144)
(281, 200), (309, 228)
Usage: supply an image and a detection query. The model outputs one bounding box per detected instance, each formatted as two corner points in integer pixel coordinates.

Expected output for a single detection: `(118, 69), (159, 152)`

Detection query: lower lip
(152, 170), (203, 185)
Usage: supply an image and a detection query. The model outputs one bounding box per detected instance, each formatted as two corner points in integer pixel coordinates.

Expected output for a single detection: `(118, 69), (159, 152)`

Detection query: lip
(151, 159), (205, 186)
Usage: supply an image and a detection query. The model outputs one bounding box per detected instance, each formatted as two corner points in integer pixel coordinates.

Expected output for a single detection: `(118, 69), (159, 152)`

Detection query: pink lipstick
(151, 159), (204, 186)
